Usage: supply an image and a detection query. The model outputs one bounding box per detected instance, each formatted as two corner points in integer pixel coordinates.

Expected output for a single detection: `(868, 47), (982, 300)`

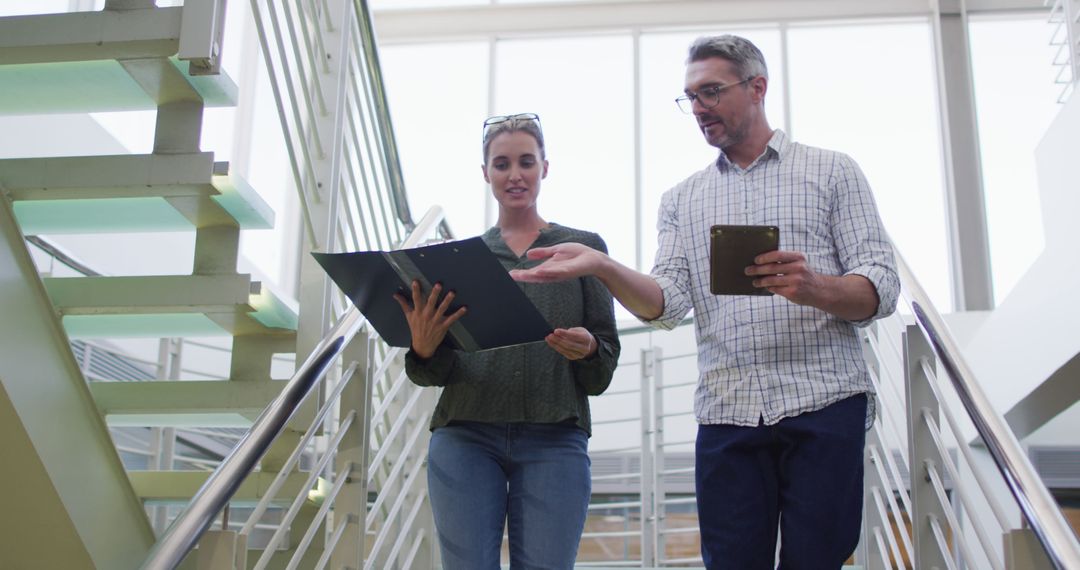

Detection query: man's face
(683, 57), (760, 150)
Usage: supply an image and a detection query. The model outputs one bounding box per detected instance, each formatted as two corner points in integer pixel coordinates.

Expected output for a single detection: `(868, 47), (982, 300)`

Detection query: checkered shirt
(644, 130), (899, 427)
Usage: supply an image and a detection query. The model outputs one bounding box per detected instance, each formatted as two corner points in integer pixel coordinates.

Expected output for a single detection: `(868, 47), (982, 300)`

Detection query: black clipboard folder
(312, 237), (552, 351)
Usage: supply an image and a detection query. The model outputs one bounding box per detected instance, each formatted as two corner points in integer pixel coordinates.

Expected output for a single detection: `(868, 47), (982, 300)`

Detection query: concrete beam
(0, 8), (182, 64)
(371, 0), (1046, 43)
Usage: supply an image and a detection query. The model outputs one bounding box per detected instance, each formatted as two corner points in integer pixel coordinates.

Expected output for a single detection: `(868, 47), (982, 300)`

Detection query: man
(511, 35), (899, 569)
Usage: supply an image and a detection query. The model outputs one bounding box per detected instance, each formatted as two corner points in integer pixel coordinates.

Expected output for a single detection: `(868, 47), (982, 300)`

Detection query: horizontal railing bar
(285, 463), (353, 570)
(313, 518), (350, 570)
(239, 362), (359, 537)
(660, 380), (697, 389)
(600, 386), (642, 396)
(581, 530), (640, 539)
(254, 410), (358, 570)
(592, 416), (641, 426)
(928, 514), (960, 570)
(365, 414), (429, 522)
(591, 472), (642, 482)
(587, 500), (643, 511)
(926, 462), (980, 570)
(919, 359), (1016, 530)
(871, 486), (906, 567)
(590, 445), (643, 454)
(922, 411), (1005, 570)
(140, 310), (363, 570)
(897, 246), (1080, 570)
(400, 528), (427, 570)
(658, 525), (699, 536)
(868, 443), (915, 559)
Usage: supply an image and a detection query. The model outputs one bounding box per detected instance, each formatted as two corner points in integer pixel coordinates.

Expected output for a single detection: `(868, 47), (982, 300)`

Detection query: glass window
(370, 0), (487, 10)
(494, 35), (636, 270)
(380, 41), (491, 238)
(237, 52), (295, 293)
(639, 28), (784, 273)
(969, 16), (1061, 305)
(787, 21), (951, 311)
(0, 0), (70, 16)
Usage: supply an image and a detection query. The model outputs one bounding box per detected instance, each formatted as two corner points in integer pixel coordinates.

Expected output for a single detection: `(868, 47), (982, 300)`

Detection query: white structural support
(931, 0), (995, 311)
(371, 0), (1046, 43)
(639, 347), (658, 567)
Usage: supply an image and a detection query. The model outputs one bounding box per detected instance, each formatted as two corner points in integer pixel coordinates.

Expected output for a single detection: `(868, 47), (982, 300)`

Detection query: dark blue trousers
(695, 394), (867, 570)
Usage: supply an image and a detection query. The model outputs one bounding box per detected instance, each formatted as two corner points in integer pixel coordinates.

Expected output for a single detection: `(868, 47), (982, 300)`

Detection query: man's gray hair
(687, 35), (769, 80)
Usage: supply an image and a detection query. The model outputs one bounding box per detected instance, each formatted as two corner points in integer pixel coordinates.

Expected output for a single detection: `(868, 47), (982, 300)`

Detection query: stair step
(92, 379), (289, 427)
(130, 471), (317, 505)
(3, 155), (274, 233)
(43, 275), (298, 337)
(0, 8), (235, 114)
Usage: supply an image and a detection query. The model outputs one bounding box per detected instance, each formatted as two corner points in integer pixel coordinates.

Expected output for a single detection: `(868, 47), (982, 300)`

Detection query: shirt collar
(714, 129), (791, 171)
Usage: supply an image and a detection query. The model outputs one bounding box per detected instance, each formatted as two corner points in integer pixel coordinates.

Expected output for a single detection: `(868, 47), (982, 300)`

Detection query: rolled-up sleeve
(830, 154), (900, 327)
(644, 187), (694, 330)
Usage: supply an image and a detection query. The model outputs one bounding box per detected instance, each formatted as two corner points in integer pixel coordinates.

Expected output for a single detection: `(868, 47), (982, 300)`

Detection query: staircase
(0, 1), (301, 565)
(4, 2), (1080, 570)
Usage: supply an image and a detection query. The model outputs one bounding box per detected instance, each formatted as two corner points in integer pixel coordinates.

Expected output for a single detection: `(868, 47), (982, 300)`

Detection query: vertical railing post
(639, 347), (656, 567)
(1065, 0), (1079, 91)
(652, 346), (667, 564)
(862, 431), (892, 570)
(149, 338), (182, 534)
(414, 390), (439, 569)
(331, 330), (372, 569)
(905, 324), (950, 569)
(858, 326), (885, 569)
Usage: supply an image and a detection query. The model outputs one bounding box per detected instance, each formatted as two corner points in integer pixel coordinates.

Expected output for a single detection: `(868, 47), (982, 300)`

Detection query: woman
(393, 112), (620, 569)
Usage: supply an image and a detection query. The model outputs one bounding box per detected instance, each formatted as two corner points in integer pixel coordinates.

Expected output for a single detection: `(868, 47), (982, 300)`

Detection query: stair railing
(1047, 0), (1079, 103)
(859, 249), (1080, 570)
(247, 0), (453, 566)
(140, 205), (446, 570)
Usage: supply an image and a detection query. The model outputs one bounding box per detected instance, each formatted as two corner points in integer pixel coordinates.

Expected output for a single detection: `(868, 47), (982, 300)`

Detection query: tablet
(709, 224), (780, 296)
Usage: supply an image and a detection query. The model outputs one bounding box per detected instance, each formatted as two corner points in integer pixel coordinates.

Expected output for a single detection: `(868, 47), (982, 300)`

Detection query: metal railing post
(652, 346), (667, 563)
(1064, 0), (1079, 94)
(905, 324), (950, 569)
(330, 330), (373, 569)
(862, 431), (895, 570)
(855, 323), (881, 565)
(408, 385), (438, 570)
(639, 347), (657, 567)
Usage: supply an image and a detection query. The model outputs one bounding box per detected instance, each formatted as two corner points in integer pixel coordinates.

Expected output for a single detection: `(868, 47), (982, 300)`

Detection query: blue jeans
(427, 421), (591, 570)
(695, 394), (868, 570)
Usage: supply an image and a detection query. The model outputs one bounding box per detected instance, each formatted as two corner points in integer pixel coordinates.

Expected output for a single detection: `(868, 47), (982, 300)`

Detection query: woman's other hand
(393, 280), (467, 359)
(545, 327), (597, 361)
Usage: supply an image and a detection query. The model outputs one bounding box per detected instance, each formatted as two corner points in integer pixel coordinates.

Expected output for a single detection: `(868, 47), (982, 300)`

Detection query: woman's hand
(546, 327), (597, 361)
(392, 281), (467, 359)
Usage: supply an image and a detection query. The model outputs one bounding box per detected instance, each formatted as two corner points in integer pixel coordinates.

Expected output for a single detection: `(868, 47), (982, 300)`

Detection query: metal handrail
(139, 206), (446, 570)
(895, 250), (1080, 569)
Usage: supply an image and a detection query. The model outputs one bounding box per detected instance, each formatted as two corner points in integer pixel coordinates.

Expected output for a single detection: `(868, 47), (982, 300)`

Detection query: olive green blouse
(404, 223), (621, 436)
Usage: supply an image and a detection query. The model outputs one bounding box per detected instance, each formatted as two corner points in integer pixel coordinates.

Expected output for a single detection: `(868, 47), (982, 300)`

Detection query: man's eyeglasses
(483, 112), (541, 134)
(675, 78), (753, 114)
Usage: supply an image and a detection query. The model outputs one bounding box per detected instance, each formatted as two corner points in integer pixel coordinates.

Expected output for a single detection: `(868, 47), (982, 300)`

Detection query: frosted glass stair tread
(0, 57), (237, 114)
(91, 379), (289, 427)
(44, 275), (298, 337)
(0, 8), (236, 113)
(4, 155), (274, 233)
(129, 471), (317, 504)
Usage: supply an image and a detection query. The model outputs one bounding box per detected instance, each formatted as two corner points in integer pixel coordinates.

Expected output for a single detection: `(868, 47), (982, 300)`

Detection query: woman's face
(483, 130), (548, 212)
